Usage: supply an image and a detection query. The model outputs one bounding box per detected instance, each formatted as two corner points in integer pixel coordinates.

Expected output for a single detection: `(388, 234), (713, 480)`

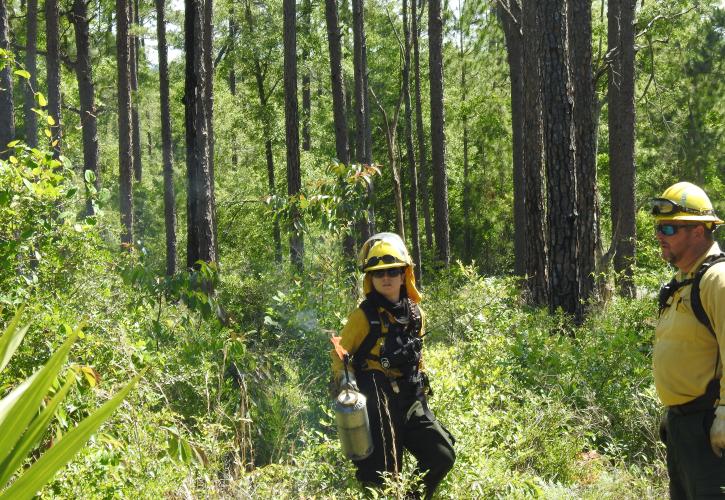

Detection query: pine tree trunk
(117, 0), (134, 245)
(413, 0), (432, 249)
(130, 0), (142, 182)
(540, 0), (580, 317)
(569, 0), (598, 305)
(46, 0), (62, 158)
(352, 0), (372, 241)
(326, 0), (349, 166)
(301, 0), (312, 151)
(608, 0), (637, 298)
(0, 0), (13, 158)
(460, 8), (473, 265)
(521, 0), (548, 305)
(23, 0), (38, 148)
(185, 0), (217, 268)
(71, 0), (100, 215)
(428, 0), (450, 267)
(156, 0), (177, 275)
(203, 0), (217, 252)
(499, 0), (526, 276)
(283, 0), (304, 271)
(403, 0), (422, 285)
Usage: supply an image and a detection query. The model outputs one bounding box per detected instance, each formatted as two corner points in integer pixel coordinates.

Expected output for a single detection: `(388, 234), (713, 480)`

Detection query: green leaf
(0, 330), (78, 466)
(36, 93), (47, 107)
(13, 70), (31, 80)
(0, 307), (29, 373)
(0, 373), (142, 500)
(0, 371), (76, 487)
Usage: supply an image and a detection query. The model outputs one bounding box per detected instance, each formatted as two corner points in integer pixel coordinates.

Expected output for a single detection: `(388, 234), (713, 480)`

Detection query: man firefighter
(652, 181), (725, 498)
(331, 233), (455, 499)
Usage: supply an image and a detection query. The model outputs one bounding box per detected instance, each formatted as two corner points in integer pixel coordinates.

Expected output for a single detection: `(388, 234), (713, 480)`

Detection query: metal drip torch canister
(334, 355), (373, 461)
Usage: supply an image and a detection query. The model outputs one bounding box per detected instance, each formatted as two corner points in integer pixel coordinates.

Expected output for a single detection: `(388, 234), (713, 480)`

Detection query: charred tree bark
(428, 0), (450, 267)
(156, 0), (177, 275)
(403, 0), (422, 284)
(413, 0), (432, 249)
(185, 0), (217, 268)
(71, 0), (100, 215)
(117, 0), (134, 244)
(499, 0), (525, 276)
(608, 0), (637, 298)
(46, 0), (62, 157)
(540, 0), (580, 317)
(521, 0), (548, 305)
(569, 0), (598, 304)
(23, 0), (38, 147)
(0, 0), (14, 157)
(283, 0), (304, 271)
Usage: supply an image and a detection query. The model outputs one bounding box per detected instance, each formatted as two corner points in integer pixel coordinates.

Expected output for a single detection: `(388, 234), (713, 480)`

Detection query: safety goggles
(370, 268), (405, 278)
(650, 198), (714, 216)
(655, 223), (697, 236)
(364, 254), (404, 270)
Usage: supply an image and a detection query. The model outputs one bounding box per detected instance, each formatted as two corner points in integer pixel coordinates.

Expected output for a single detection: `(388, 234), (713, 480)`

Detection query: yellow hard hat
(358, 233), (421, 303)
(650, 182), (723, 225)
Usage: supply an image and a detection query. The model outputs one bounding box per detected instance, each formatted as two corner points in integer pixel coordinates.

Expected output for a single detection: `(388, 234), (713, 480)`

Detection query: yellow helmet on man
(358, 232), (421, 303)
(650, 182), (723, 226)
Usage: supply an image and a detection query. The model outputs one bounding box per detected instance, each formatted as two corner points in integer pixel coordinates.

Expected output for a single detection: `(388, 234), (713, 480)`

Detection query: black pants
(354, 370), (455, 499)
(663, 408), (725, 499)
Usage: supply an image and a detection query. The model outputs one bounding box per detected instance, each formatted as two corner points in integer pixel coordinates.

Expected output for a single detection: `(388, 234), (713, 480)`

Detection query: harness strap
(352, 299), (383, 372)
(690, 253), (725, 337)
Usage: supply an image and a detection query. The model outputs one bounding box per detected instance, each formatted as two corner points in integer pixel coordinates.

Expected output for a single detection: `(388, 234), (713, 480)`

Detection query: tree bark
(71, 0), (100, 215)
(521, 0), (548, 305)
(23, 0), (38, 148)
(413, 0), (432, 249)
(499, 0), (526, 276)
(156, 0), (176, 275)
(185, 0), (217, 268)
(569, 0), (598, 304)
(608, 0), (637, 298)
(301, 0), (312, 151)
(283, 0), (304, 271)
(352, 0), (372, 241)
(46, 0), (62, 158)
(325, 0), (349, 166)
(428, 0), (450, 267)
(460, 4), (473, 265)
(540, 0), (580, 317)
(403, 0), (422, 285)
(0, 0), (14, 157)
(203, 0), (217, 253)
(130, 0), (142, 182)
(117, 0), (134, 244)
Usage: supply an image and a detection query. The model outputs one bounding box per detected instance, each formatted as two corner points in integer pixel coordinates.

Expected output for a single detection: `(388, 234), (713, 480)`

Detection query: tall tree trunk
(130, 0), (142, 182)
(117, 0), (134, 244)
(283, 0), (304, 271)
(608, 0), (636, 298)
(403, 0), (422, 284)
(301, 0), (312, 151)
(0, 0), (13, 158)
(521, 0), (547, 305)
(203, 0), (216, 252)
(185, 0), (217, 268)
(460, 3), (472, 265)
(569, 0), (598, 304)
(23, 0), (38, 148)
(413, 0), (432, 249)
(352, 0), (372, 241)
(71, 0), (100, 215)
(325, 0), (355, 262)
(540, 0), (580, 317)
(46, 0), (62, 158)
(244, 0), (282, 263)
(499, 0), (525, 276)
(156, 0), (176, 275)
(229, 11), (238, 167)
(428, 0), (450, 267)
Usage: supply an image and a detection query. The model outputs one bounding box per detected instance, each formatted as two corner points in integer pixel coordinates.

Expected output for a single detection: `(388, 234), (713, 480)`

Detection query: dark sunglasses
(364, 254), (404, 269)
(655, 223), (697, 236)
(650, 198), (714, 216)
(370, 268), (405, 278)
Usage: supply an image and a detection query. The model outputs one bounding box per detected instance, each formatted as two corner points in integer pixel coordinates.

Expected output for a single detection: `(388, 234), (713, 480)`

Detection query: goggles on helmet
(650, 198), (715, 216)
(363, 254), (405, 270)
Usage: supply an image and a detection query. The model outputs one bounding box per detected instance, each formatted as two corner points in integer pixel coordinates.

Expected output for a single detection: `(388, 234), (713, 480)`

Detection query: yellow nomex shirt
(653, 243), (725, 407)
(331, 305), (426, 382)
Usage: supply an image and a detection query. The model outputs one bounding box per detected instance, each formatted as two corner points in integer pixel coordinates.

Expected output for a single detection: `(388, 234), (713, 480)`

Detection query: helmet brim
(654, 214), (724, 224)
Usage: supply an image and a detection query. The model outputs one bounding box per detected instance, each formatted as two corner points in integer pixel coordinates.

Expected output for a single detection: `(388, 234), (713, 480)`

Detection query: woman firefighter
(330, 233), (455, 499)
